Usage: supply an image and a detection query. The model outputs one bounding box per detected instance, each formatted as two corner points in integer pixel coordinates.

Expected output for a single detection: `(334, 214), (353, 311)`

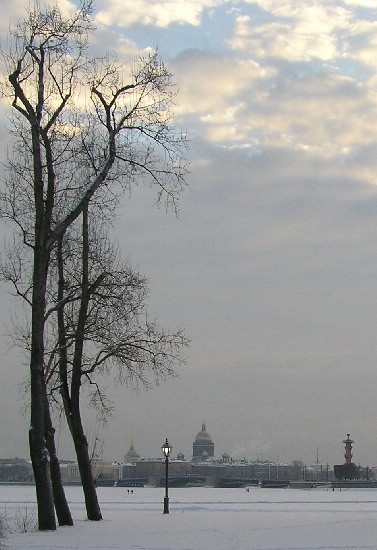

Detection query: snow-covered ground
(2, 484), (377, 549)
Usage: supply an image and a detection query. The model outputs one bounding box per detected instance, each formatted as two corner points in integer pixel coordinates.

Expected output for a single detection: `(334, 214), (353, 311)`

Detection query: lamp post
(161, 438), (172, 514)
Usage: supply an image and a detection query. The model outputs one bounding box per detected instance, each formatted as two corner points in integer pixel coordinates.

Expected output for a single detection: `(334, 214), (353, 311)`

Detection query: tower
(124, 433), (141, 463)
(343, 433), (354, 465)
(334, 433), (357, 481)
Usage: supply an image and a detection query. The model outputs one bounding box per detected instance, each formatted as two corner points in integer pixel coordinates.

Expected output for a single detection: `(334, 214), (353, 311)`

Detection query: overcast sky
(2, 0), (377, 468)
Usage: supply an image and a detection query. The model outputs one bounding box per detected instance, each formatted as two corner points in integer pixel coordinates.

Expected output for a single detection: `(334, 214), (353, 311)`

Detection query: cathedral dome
(195, 423), (212, 442)
(192, 422), (215, 462)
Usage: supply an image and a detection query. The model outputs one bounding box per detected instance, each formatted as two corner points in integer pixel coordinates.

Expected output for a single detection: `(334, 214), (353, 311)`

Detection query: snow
(2, 484), (377, 549)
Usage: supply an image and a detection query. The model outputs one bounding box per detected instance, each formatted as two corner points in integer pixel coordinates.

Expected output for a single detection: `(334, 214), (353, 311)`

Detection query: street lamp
(161, 438), (172, 514)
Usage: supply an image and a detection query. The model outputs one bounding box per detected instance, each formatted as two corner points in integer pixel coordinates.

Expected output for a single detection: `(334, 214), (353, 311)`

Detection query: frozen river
(2, 484), (377, 549)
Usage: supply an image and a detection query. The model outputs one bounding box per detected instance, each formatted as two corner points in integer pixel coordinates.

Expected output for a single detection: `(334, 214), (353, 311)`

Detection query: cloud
(160, 2), (377, 158)
(343, 0), (377, 6)
(170, 50), (276, 143)
(0, 0), (26, 33)
(87, 26), (143, 59)
(95, 0), (221, 28)
(0, 0), (83, 34)
(227, 4), (351, 61)
(242, 73), (377, 156)
(347, 20), (377, 69)
(171, 46), (377, 156)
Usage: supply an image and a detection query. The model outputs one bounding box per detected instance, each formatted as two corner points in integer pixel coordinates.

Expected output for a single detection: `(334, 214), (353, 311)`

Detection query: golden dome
(195, 422), (212, 441)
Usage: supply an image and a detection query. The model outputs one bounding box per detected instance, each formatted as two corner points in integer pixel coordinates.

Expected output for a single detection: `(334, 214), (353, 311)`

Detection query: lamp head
(162, 438), (172, 458)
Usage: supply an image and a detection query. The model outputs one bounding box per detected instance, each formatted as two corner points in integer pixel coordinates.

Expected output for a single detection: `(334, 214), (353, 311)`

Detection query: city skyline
(0, 427), (366, 477)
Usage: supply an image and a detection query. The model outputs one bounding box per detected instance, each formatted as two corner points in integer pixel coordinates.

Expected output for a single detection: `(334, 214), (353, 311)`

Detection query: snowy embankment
(2, 485), (377, 549)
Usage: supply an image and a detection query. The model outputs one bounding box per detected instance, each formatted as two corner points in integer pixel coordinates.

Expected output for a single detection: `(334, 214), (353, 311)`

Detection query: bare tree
(44, 205), (188, 520)
(1, 1), (188, 530)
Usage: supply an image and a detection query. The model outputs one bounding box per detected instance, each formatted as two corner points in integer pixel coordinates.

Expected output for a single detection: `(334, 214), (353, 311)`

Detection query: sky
(2, 0), (377, 469)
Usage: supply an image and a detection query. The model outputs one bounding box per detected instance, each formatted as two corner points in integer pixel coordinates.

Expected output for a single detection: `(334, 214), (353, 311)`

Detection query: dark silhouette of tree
(1, 0), (188, 530)
(44, 205), (188, 520)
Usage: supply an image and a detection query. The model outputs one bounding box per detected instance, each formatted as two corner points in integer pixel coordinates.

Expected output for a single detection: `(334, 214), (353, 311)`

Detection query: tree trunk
(70, 206), (102, 521)
(45, 399), (74, 526)
(29, 245), (56, 531)
(71, 416), (102, 521)
(29, 430), (56, 530)
(29, 376), (56, 530)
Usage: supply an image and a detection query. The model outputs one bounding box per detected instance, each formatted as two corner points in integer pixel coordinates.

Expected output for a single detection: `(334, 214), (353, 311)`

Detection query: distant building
(124, 435), (140, 464)
(192, 422), (214, 462)
(0, 458), (33, 482)
(60, 461), (80, 482)
(60, 458), (123, 483)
